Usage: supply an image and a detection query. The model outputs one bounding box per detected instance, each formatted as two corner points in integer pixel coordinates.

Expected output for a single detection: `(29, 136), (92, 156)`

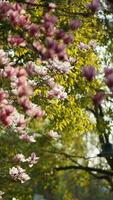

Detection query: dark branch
(55, 165), (113, 176)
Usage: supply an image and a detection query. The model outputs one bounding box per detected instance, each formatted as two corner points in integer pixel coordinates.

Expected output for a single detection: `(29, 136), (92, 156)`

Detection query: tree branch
(55, 165), (113, 176)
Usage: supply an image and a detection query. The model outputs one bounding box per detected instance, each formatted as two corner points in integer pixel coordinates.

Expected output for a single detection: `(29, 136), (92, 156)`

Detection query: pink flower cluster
(13, 152), (39, 167)
(46, 58), (71, 74)
(78, 40), (96, 50)
(81, 66), (105, 106)
(25, 60), (70, 99)
(0, 1), (74, 189)
(105, 67), (113, 92)
(9, 166), (30, 183)
(19, 133), (37, 143)
(26, 152), (39, 167)
(0, 49), (45, 130)
(48, 85), (67, 99)
(0, 1), (77, 61)
(8, 35), (26, 47)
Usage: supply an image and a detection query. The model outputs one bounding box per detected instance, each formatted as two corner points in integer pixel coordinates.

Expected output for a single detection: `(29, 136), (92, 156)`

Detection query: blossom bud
(82, 66), (95, 81)
(55, 30), (65, 39)
(104, 67), (113, 78)
(106, 73), (113, 88)
(87, 0), (100, 13)
(69, 19), (82, 30)
(63, 35), (73, 44)
(92, 92), (104, 106)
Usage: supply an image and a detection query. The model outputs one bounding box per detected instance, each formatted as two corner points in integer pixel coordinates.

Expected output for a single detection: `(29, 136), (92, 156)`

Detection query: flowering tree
(1, 0), (113, 199)
(0, 0), (78, 198)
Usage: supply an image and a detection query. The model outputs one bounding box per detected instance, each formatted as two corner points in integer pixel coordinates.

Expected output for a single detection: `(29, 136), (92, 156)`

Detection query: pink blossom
(8, 11), (29, 27)
(26, 153), (39, 167)
(82, 66), (95, 81)
(89, 40), (96, 48)
(0, 2), (10, 17)
(16, 115), (26, 127)
(19, 133), (36, 143)
(63, 34), (73, 44)
(43, 13), (57, 25)
(11, 3), (23, 13)
(0, 3), (73, 191)
(55, 44), (65, 54)
(26, 61), (35, 75)
(48, 58), (71, 74)
(33, 41), (42, 52)
(18, 97), (30, 111)
(4, 66), (15, 78)
(78, 42), (89, 50)
(9, 166), (30, 183)
(87, 0), (100, 13)
(55, 29), (65, 40)
(26, 104), (44, 118)
(0, 90), (8, 104)
(25, 23), (39, 37)
(8, 35), (26, 47)
(48, 130), (60, 139)
(13, 154), (26, 162)
(0, 49), (9, 65)
(34, 66), (47, 77)
(92, 92), (104, 106)
(16, 68), (27, 78)
(104, 67), (113, 78)
(106, 73), (113, 88)
(45, 38), (56, 49)
(69, 19), (82, 30)
(17, 85), (33, 97)
(48, 3), (56, 12)
(48, 85), (67, 99)
(0, 105), (14, 127)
